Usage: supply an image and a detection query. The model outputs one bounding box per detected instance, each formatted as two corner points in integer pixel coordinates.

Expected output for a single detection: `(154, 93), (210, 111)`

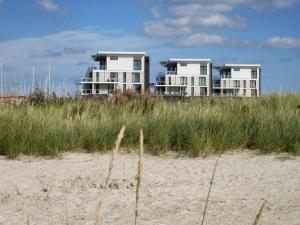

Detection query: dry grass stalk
(65, 199), (69, 225)
(94, 126), (126, 225)
(252, 200), (267, 225)
(200, 155), (220, 225)
(134, 129), (144, 225)
(27, 215), (32, 225)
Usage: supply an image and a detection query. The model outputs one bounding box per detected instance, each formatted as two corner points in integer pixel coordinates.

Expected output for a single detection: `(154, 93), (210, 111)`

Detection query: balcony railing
(81, 78), (93, 82)
(156, 81), (165, 85)
(80, 77), (119, 83)
(81, 89), (93, 94)
(88, 65), (106, 70)
(81, 89), (113, 95)
(107, 78), (119, 82)
(167, 71), (177, 75)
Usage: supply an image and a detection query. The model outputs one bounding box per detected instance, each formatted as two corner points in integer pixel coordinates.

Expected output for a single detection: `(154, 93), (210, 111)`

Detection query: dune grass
(95, 126), (125, 225)
(0, 93), (299, 159)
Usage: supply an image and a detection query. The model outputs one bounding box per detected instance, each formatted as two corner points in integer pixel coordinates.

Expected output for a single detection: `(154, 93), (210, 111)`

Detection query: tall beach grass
(0, 93), (299, 158)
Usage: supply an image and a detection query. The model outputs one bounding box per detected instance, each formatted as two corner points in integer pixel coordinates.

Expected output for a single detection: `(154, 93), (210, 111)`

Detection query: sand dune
(0, 152), (299, 225)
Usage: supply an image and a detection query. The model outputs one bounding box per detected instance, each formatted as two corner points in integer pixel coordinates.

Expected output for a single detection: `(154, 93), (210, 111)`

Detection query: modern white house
(80, 51), (150, 95)
(155, 58), (212, 96)
(213, 64), (261, 97)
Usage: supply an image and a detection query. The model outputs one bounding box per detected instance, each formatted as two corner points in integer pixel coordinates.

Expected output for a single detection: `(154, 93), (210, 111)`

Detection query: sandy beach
(0, 152), (299, 225)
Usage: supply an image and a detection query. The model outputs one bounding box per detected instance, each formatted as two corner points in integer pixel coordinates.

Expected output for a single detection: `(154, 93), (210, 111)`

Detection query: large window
(123, 72), (126, 83)
(133, 84), (142, 93)
(95, 72), (100, 82)
(250, 80), (256, 88)
(132, 72), (140, 83)
(191, 77), (194, 86)
(251, 89), (257, 97)
(191, 87), (194, 96)
(168, 77), (171, 85)
(133, 58), (142, 70)
(180, 77), (187, 85)
(223, 80), (227, 87)
(110, 72), (118, 82)
(199, 77), (206, 86)
(243, 80), (246, 88)
(200, 87), (207, 96)
(233, 80), (240, 88)
(200, 64), (207, 75)
(99, 60), (106, 70)
(180, 63), (187, 67)
(251, 70), (257, 79)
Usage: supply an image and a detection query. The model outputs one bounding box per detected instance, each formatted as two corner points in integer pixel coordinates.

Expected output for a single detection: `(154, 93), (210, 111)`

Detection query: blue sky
(0, 0), (300, 94)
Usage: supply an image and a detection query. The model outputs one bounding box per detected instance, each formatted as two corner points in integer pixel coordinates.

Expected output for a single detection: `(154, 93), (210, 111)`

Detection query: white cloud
(193, 14), (246, 28)
(144, 21), (192, 37)
(143, 0), (297, 45)
(265, 36), (300, 48)
(176, 33), (225, 46)
(37, 0), (66, 12)
(143, 2), (248, 39)
(170, 3), (233, 16)
(175, 34), (300, 48)
(157, 0), (296, 9)
(150, 5), (161, 18)
(0, 29), (157, 85)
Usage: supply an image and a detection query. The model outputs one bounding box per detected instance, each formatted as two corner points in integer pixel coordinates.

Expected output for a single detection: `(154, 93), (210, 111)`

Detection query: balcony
(156, 81), (165, 86)
(81, 89), (93, 95)
(87, 65), (106, 71)
(167, 71), (177, 75)
(81, 89), (113, 95)
(81, 78), (93, 82)
(80, 77), (119, 83)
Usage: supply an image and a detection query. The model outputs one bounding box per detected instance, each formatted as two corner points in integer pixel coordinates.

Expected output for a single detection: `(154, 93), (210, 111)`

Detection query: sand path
(0, 152), (299, 225)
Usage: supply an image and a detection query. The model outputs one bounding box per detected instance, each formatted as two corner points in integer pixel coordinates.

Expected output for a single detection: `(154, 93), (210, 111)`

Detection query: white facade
(213, 64), (261, 97)
(80, 51), (150, 95)
(156, 59), (212, 96)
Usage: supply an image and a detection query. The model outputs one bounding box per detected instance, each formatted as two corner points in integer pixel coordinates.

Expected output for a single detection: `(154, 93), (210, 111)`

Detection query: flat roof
(170, 58), (211, 62)
(224, 64), (261, 67)
(161, 58), (211, 66)
(92, 51), (147, 61)
(214, 64), (261, 70)
(95, 51), (147, 56)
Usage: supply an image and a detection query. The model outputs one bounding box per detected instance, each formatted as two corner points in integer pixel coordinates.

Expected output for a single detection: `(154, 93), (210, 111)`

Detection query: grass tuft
(0, 94), (299, 158)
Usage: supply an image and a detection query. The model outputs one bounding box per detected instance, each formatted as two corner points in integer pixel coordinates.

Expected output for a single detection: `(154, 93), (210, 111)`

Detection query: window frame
(123, 72), (126, 83)
(132, 72), (141, 83)
(199, 77), (206, 86)
(200, 64), (207, 75)
(180, 63), (187, 67)
(251, 69), (257, 79)
(133, 58), (142, 70)
(110, 56), (118, 61)
(110, 72), (118, 82)
(200, 87), (207, 96)
(250, 80), (257, 88)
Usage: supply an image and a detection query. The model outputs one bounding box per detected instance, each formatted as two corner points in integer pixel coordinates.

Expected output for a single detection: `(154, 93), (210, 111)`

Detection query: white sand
(0, 152), (299, 225)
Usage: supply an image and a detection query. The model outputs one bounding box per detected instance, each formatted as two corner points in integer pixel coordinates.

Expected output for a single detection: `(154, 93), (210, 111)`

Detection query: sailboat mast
(0, 58), (3, 96)
(48, 62), (51, 94)
(32, 64), (35, 92)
